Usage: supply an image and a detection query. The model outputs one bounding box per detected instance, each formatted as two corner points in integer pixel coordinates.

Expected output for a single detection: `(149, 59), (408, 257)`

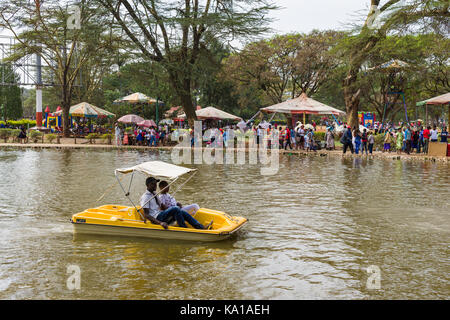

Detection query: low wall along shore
(0, 138), (448, 163)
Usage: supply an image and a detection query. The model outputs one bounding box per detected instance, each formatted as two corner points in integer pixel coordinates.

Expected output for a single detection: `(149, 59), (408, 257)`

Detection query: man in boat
(140, 177), (212, 230)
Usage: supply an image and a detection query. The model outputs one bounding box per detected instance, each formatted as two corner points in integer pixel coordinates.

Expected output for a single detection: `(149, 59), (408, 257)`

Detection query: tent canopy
(367, 59), (409, 72)
(53, 102), (115, 118)
(416, 92), (450, 106)
(114, 92), (157, 104)
(115, 161), (196, 181)
(117, 114), (145, 124)
(261, 93), (346, 116)
(178, 106), (242, 121)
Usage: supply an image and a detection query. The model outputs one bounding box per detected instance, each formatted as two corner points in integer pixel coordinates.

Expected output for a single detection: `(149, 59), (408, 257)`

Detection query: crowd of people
(382, 125), (447, 154)
(114, 120), (449, 157)
(340, 124), (448, 155)
(114, 123), (171, 147)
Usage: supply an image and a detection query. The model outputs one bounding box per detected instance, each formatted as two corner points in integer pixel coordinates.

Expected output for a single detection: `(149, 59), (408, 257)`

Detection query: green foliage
(373, 133), (386, 150)
(0, 63), (22, 120)
(86, 133), (100, 143)
(0, 128), (11, 142)
(101, 133), (113, 144)
(29, 130), (43, 143)
(313, 132), (326, 141)
(0, 119), (36, 127)
(45, 134), (57, 143)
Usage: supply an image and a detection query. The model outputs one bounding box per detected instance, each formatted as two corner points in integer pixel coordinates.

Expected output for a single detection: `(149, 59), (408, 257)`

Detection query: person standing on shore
(368, 131), (375, 154)
(423, 126), (431, 153)
(115, 123), (122, 146)
(440, 126), (448, 143)
(284, 127), (293, 150)
(404, 126), (412, 154)
(361, 129), (368, 154)
(430, 125), (439, 142)
(384, 130), (393, 153)
(325, 127), (335, 151)
(396, 128), (403, 154)
(411, 128), (419, 153)
(418, 126), (424, 153)
(354, 128), (362, 154)
(341, 125), (354, 154)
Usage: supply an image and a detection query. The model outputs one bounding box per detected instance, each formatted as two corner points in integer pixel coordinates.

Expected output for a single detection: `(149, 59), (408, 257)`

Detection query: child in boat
(158, 180), (206, 227)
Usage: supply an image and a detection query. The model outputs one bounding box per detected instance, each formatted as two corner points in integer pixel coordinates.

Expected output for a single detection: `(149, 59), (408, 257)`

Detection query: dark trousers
(405, 140), (411, 154)
(156, 206), (204, 229)
(362, 141), (368, 154)
(284, 139), (293, 150)
(368, 143), (374, 154)
(343, 141), (354, 154)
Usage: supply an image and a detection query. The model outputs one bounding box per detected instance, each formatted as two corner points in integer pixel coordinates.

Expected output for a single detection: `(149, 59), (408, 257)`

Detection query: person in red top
(284, 127), (293, 150)
(422, 126), (431, 154)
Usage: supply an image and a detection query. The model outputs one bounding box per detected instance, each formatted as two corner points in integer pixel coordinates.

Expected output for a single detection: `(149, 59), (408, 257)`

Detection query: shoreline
(1, 141), (448, 163)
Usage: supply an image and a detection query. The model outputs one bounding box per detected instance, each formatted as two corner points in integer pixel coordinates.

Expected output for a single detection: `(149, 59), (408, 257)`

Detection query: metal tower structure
(0, 35), (81, 126)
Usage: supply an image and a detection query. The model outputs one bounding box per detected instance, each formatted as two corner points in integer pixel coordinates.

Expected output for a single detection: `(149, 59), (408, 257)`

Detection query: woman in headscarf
(325, 127), (335, 150)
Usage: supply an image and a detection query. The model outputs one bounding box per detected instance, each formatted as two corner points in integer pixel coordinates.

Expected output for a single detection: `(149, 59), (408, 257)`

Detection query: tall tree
(0, 0), (120, 136)
(95, 0), (277, 127)
(0, 64), (22, 121)
(221, 31), (344, 108)
(342, 0), (449, 127)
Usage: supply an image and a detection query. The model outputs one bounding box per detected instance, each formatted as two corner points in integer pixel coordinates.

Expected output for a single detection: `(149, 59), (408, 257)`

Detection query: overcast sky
(268, 0), (371, 35)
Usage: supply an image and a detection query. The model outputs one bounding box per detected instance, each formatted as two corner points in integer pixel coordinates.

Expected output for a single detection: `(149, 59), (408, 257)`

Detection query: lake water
(0, 148), (448, 299)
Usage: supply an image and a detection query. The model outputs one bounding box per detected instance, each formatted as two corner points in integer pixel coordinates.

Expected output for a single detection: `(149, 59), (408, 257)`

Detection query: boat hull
(71, 205), (247, 242)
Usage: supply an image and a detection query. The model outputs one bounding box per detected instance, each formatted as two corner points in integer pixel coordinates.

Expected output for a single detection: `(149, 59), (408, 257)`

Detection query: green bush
(46, 133), (57, 143)
(373, 134), (385, 150)
(86, 133), (100, 143)
(1, 119), (37, 128)
(10, 129), (21, 142)
(0, 128), (11, 142)
(101, 133), (113, 144)
(313, 132), (326, 141)
(29, 130), (43, 143)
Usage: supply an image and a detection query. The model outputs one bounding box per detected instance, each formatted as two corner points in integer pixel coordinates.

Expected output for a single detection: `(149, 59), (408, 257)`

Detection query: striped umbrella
(137, 119), (157, 128)
(53, 102), (115, 118)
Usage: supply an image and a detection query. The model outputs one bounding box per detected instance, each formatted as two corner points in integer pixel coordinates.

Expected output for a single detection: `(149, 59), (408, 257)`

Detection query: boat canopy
(115, 161), (196, 181)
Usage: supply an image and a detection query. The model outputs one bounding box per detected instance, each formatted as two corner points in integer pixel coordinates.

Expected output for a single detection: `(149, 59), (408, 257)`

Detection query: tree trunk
(61, 84), (72, 138)
(173, 73), (197, 128)
(343, 70), (360, 128)
(180, 91), (197, 128)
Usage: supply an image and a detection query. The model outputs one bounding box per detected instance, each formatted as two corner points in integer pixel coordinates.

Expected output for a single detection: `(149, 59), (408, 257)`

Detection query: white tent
(178, 106), (242, 121)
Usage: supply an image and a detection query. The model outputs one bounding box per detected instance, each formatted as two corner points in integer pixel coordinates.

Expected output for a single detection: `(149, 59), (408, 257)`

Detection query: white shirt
(159, 193), (177, 209)
(430, 129), (438, 140)
(139, 190), (161, 218)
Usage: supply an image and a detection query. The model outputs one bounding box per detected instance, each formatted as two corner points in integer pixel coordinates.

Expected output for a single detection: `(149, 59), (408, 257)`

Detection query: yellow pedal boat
(71, 205), (247, 242)
(71, 161), (248, 242)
